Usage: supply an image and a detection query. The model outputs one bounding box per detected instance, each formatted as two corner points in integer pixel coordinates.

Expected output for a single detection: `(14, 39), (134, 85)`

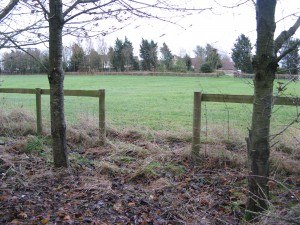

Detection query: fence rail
(1, 88), (299, 150)
(191, 92), (300, 158)
(202, 93), (300, 105)
(0, 88), (105, 143)
(0, 88), (100, 97)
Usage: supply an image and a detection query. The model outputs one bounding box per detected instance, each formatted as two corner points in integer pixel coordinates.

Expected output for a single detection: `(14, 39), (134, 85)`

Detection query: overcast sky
(94, 0), (300, 58)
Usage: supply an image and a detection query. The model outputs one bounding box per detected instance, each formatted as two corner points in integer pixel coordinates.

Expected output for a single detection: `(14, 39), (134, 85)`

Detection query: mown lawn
(0, 74), (299, 138)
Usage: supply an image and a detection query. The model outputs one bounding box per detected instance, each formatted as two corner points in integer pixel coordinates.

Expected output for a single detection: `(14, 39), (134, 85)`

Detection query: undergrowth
(0, 108), (299, 224)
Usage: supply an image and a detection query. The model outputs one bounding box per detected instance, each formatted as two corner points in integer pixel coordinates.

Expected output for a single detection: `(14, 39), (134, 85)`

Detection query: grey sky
(100, 0), (300, 57)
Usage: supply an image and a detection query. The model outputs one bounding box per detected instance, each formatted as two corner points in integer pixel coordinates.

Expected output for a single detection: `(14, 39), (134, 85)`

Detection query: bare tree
(0, 0), (49, 73)
(246, 0), (300, 219)
(84, 37), (93, 72)
(97, 37), (108, 71)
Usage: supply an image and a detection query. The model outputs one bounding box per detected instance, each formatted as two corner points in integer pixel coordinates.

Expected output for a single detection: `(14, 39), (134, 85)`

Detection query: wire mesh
(0, 90), (299, 149)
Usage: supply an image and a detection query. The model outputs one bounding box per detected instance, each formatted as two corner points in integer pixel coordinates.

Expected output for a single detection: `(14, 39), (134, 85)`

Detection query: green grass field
(0, 74), (299, 140)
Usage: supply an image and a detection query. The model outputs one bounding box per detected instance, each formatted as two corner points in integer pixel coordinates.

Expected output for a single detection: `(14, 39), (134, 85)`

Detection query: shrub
(200, 63), (213, 73)
(172, 59), (187, 73)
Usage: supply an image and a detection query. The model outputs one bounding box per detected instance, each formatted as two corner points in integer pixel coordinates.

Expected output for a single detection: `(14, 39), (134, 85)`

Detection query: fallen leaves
(1, 137), (299, 224)
(17, 212), (28, 219)
(41, 217), (49, 224)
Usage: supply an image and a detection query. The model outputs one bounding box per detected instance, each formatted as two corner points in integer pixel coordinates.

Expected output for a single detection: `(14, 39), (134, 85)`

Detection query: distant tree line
(2, 34), (297, 75)
(0, 36), (228, 74)
(0, 49), (49, 74)
(231, 34), (300, 75)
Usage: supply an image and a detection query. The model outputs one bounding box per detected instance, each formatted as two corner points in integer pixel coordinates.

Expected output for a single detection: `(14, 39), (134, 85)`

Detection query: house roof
(221, 60), (235, 70)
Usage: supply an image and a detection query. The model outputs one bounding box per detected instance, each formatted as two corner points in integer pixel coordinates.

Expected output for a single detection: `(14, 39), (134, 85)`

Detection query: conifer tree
(232, 34), (253, 73)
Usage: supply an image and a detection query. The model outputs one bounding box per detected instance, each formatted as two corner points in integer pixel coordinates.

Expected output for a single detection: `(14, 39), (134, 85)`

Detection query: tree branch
(0, 0), (19, 21)
(63, 0), (117, 21)
(0, 19), (49, 49)
(127, 0), (212, 12)
(0, 39), (10, 49)
(63, 0), (83, 18)
(270, 112), (300, 142)
(274, 16), (300, 53)
(35, 0), (50, 17)
(213, 0), (251, 9)
(276, 39), (300, 63)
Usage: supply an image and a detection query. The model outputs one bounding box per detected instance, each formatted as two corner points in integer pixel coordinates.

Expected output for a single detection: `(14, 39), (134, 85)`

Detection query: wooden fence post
(35, 88), (42, 135)
(191, 92), (202, 164)
(99, 89), (106, 145)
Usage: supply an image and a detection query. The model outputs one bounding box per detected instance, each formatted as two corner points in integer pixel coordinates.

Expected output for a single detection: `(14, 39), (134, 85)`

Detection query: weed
(275, 143), (293, 154)
(163, 163), (185, 176)
(0, 137), (5, 145)
(70, 153), (93, 166)
(95, 161), (120, 176)
(224, 140), (242, 152)
(130, 161), (162, 180)
(144, 161), (161, 175)
(25, 136), (45, 156)
(226, 201), (241, 211)
(117, 156), (135, 163)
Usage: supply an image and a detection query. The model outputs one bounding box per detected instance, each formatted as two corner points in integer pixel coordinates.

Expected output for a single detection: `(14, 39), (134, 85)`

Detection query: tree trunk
(246, 0), (277, 218)
(48, 0), (68, 167)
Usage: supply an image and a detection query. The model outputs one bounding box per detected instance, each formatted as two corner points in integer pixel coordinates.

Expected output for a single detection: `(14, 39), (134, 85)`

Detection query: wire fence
(0, 89), (105, 143)
(0, 89), (299, 150)
(192, 92), (300, 161)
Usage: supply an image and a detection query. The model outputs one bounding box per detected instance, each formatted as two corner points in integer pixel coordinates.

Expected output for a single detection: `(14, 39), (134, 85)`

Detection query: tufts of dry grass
(202, 124), (247, 145)
(67, 114), (99, 147)
(0, 108), (36, 136)
(94, 161), (122, 176)
(1, 109), (299, 224)
(270, 152), (300, 175)
(0, 107), (299, 176)
(270, 127), (300, 175)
